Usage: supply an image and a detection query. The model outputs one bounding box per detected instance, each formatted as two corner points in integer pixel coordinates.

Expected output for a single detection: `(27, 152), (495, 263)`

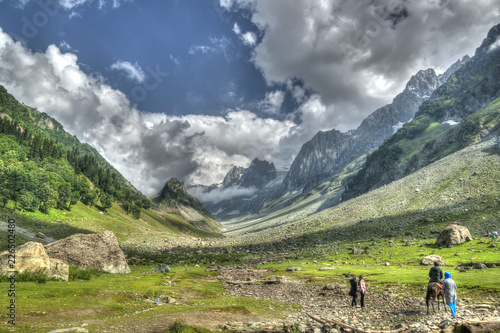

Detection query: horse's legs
(426, 290), (430, 314)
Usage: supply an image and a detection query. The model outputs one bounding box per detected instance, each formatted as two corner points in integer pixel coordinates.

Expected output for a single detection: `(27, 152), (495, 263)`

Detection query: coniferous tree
(100, 193), (113, 212)
(57, 182), (71, 209)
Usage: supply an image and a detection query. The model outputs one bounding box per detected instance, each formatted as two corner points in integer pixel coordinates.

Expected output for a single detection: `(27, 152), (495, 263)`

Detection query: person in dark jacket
(349, 275), (358, 307)
(429, 261), (443, 284)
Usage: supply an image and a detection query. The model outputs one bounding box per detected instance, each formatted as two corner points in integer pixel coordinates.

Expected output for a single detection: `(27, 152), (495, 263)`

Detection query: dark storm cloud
(227, 0), (500, 131)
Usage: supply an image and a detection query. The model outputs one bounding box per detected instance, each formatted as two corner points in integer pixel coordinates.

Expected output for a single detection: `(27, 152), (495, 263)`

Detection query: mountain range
(2, 23), (500, 246)
(193, 53), (473, 220)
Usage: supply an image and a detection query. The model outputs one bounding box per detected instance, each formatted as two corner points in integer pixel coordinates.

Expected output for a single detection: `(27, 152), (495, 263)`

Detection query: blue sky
(0, 0), (273, 116)
(0, 0), (498, 195)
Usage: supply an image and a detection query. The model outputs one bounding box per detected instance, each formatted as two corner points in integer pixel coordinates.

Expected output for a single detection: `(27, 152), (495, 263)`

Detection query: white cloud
(240, 31), (257, 46)
(189, 186), (258, 204)
(258, 90), (284, 114)
(488, 36), (500, 52)
(189, 37), (231, 59)
(11, 0), (130, 9)
(169, 54), (180, 66)
(232, 22), (257, 46)
(225, 0), (500, 130)
(233, 22), (242, 35)
(58, 40), (77, 53)
(189, 45), (214, 55)
(110, 60), (145, 83)
(0, 29), (309, 195)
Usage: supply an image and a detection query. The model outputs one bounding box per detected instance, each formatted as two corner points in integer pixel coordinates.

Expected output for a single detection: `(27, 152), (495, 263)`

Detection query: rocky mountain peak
(239, 158), (277, 189)
(401, 68), (439, 101)
(222, 166), (245, 189)
(438, 56), (470, 85)
(160, 178), (186, 196)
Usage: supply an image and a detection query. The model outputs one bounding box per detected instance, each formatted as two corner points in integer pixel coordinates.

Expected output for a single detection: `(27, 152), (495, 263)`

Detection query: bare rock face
(48, 258), (69, 281)
(421, 254), (447, 266)
(45, 231), (130, 274)
(436, 224), (473, 247)
(0, 242), (69, 281)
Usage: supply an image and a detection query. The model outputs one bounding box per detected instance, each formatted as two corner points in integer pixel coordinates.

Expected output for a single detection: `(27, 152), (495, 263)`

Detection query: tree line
(0, 110), (151, 218)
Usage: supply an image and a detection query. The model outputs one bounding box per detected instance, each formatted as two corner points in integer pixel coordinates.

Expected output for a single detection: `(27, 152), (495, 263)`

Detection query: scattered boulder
(474, 263), (488, 269)
(47, 328), (89, 333)
(0, 242), (69, 281)
(36, 232), (46, 239)
(421, 255), (447, 266)
(436, 224), (473, 247)
(45, 231), (130, 274)
(152, 264), (171, 273)
(286, 267), (302, 271)
(323, 283), (342, 290)
(351, 247), (364, 254)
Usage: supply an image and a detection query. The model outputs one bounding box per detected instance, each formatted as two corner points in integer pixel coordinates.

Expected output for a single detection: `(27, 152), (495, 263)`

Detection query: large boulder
(421, 255), (447, 266)
(0, 242), (69, 281)
(436, 224), (473, 247)
(45, 231), (130, 273)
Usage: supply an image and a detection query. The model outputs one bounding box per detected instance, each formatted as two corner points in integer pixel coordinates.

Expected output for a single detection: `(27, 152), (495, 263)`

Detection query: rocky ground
(210, 265), (499, 332)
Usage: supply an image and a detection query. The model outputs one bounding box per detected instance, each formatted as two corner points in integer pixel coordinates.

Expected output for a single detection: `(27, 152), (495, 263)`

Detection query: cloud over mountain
(223, 0), (500, 131)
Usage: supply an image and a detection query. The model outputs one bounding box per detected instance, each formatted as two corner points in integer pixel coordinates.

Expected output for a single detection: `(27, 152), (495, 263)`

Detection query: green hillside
(0, 86), (222, 249)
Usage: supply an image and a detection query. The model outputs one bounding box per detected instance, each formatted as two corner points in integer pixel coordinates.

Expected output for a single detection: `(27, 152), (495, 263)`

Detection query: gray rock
(286, 267), (302, 271)
(152, 264), (171, 273)
(439, 319), (453, 329)
(352, 247), (364, 254)
(47, 328), (88, 333)
(436, 225), (473, 247)
(474, 263), (487, 269)
(421, 255), (447, 266)
(0, 242), (69, 281)
(45, 231), (130, 274)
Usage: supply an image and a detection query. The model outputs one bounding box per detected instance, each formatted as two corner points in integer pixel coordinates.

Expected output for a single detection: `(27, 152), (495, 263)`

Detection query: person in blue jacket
(443, 272), (458, 318)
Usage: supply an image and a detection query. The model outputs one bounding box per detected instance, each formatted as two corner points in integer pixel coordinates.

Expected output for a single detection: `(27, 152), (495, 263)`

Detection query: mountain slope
(281, 66), (459, 193)
(192, 158), (284, 221)
(343, 23), (500, 201)
(0, 85), (223, 245)
(222, 136), (500, 246)
(153, 178), (224, 233)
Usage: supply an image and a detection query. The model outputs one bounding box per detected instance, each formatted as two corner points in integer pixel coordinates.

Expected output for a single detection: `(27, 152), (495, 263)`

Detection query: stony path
(216, 266), (500, 331)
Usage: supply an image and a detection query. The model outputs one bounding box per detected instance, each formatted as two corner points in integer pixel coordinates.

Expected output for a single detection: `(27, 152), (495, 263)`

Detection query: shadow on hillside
(482, 144), (500, 156)
(0, 211), (94, 243)
(210, 195), (500, 253)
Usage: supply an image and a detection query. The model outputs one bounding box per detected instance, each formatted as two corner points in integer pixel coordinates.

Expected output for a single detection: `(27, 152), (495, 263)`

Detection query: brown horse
(426, 282), (446, 314)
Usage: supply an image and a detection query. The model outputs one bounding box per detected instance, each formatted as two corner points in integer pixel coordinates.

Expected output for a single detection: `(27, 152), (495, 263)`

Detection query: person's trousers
(351, 295), (357, 306)
(447, 300), (457, 316)
(360, 292), (365, 308)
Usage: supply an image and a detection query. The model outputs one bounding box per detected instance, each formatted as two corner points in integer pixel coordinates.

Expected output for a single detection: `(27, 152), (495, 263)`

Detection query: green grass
(0, 231), (498, 332)
(0, 197), (221, 252)
(0, 263), (296, 332)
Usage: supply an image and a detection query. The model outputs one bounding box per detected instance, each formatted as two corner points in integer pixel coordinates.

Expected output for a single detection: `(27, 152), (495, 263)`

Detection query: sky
(0, 0), (498, 196)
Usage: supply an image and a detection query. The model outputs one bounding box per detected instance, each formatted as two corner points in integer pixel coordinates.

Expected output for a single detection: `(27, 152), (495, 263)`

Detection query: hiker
(487, 231), (491, 239)
(349, 275), (358, 307)
(429, 261), (443, 285)
(358, 275), (367, 309)
(494, 231), (499, 239)
(443, 272), (458, 318)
